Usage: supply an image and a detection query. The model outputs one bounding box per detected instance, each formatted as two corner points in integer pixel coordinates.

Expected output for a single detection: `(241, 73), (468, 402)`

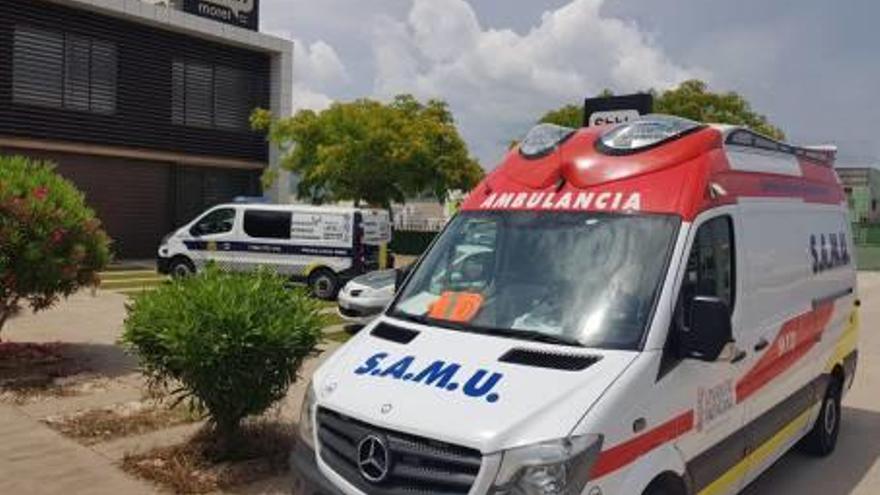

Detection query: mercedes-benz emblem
(356, 434), (391, 483)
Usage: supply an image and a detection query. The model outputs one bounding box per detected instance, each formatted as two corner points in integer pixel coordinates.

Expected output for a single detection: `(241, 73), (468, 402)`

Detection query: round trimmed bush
(0, 155), (110, 334)
(122, 266), (326, 440)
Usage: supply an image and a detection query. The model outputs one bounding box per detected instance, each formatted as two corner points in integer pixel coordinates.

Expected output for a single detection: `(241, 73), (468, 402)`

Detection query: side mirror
(394, 265), (413, 292)
(677, 296), (733, 362)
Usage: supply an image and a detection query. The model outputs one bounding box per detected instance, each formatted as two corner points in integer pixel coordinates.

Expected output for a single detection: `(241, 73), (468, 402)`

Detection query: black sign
(583, 93), (653, 127)
(183, 0), (259, 31)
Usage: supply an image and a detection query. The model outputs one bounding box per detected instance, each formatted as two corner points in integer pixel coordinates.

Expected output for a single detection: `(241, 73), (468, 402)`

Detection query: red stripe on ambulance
(736, 302), (834, 402)
(590, 410), (695, 479)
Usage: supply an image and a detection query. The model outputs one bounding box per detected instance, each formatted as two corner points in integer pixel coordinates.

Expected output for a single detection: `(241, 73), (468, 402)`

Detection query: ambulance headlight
(297, 381), (317, 450)
(519, 123), (576, 158)
(599, 114), (701, 153)
(490, 434), (602, 495)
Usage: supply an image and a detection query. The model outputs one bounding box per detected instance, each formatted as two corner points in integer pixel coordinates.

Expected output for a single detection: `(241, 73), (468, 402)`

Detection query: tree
(122, 266), (325, 445)
(251, 95), (484, 208)
(0, 156), (110, 336)
(536, 80), (785, 140)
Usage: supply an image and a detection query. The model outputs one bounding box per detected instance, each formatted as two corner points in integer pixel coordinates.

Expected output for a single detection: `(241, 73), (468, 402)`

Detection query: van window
(243, 210), (291, 239)
(190, 208), (235, 236)
(678, 216), (735, 328)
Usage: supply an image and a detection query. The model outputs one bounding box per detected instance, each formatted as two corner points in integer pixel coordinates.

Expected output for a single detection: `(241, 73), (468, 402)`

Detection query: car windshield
(389, 211), (680, 350)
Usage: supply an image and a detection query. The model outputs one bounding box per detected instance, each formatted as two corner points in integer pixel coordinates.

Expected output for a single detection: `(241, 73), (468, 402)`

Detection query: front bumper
(336, 300), (384, 323)
(290, 441), (345, 495)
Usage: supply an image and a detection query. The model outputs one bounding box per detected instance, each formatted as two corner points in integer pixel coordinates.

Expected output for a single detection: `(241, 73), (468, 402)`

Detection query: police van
(157, 203), (391, 299)
(290, 111), (859, 495)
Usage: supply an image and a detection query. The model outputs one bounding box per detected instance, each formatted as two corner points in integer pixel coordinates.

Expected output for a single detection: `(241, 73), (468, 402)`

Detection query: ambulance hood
(312, 318), (637, 454)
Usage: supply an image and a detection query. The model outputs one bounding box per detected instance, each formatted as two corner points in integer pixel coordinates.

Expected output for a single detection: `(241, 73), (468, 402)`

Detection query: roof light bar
(519, 123), (576, 159)
(598, 114), (702, 155)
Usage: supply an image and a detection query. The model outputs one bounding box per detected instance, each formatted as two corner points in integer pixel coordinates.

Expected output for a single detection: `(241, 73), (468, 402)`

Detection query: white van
(290, 115), (859, 495)
(157, 203), (391, 299)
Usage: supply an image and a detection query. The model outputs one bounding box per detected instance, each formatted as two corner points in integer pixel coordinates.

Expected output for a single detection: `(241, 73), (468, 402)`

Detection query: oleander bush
(122, 266), (326, 444)
(0, 155), (110, 335)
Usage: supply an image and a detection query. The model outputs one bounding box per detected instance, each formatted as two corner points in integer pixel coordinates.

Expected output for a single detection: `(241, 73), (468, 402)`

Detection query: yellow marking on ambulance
(825, 309), (859, 373)
(698, 408), (813, 495)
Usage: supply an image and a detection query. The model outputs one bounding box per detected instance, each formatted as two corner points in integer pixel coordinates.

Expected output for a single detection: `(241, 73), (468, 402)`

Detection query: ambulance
(290, 112), (859, 495)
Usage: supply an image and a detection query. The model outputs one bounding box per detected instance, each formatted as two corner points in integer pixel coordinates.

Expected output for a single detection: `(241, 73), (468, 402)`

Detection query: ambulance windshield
(389, 211), (680, 350)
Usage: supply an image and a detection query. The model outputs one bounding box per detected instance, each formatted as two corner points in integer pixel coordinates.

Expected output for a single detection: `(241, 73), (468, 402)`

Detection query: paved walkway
(0, 289), (342, 495)
(0, 403), (154, 495)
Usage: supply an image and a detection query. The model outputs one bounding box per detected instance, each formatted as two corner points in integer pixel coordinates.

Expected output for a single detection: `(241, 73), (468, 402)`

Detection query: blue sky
(261, 0), (879, 168)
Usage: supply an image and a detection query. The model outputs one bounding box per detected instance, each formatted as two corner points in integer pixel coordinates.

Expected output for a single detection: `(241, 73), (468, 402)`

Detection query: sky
(260, 0), (879, 169)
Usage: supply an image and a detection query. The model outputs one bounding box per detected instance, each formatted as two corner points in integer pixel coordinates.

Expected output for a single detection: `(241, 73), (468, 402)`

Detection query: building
(0, 0), (292, 258)
(836, 165), (880, 224)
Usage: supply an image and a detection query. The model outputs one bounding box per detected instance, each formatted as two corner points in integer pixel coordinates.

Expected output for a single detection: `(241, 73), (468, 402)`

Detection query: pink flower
(32, 186), (48, 200)
(50, 228), (66, 245)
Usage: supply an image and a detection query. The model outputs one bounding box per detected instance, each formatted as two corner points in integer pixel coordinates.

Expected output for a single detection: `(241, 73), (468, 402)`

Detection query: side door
(186, 207), (239, 271)
(240, 208), (295, 274)
(667, 212), (750, 495)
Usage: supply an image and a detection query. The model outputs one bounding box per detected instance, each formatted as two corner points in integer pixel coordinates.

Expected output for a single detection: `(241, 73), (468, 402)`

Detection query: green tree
(536, 80), (785, 140)
(0, 156), (110, 335)
(122, 266), (325, 445)
(251, 95), (484, 208)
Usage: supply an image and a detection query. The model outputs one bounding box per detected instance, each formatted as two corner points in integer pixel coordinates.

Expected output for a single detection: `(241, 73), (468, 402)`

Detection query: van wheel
(169, 257), (195, 279)
(798, 375), (842, 456)
(308, 268), (339, 300)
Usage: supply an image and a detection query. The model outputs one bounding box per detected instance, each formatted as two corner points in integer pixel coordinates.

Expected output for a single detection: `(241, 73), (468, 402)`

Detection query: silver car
(337, 269), (396, 324)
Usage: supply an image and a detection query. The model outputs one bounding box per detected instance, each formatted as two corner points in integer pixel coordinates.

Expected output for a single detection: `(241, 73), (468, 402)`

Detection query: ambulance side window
(190, 208), (235, 236)
(678, 216), (735, 329)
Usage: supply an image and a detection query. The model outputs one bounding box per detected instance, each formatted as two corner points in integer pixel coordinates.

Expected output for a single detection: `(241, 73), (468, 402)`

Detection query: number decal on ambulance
(777, 332), (797, 356)
(354, 352), (503, 403)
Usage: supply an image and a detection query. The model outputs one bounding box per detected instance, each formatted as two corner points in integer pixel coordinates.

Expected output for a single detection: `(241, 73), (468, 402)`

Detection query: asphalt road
(743, 272), (880, 495)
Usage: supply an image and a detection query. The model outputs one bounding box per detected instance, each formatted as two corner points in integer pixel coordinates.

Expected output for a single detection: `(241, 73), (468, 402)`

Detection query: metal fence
(853, 224), (880, 271)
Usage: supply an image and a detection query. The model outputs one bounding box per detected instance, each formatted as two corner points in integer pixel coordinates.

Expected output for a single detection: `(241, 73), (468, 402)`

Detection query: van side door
(665, 213), (749, 495)
(186, 207), (239, 271)
(240, 208), (295, 274)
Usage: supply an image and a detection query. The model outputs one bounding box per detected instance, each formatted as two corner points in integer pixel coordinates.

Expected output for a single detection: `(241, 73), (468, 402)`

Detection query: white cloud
(371, 0), (702, 165)
(290, 39), (350, 112)
(263, 32), (350, 112)
(293, 39), (350, 89)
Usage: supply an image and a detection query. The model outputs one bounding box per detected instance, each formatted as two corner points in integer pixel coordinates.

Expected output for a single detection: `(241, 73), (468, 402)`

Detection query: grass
(43, 401), (200, 445)
(324, 331), (353, 343)
(856, 245), (880, 271)
(122, 421), (295, 494)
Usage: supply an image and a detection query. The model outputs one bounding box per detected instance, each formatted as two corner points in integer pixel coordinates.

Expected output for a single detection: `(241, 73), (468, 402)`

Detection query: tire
(798, 375), (842, 456)
(643, 474), (686, 495)
(308, 268), (339, 300)
(169, 257), (195, 279)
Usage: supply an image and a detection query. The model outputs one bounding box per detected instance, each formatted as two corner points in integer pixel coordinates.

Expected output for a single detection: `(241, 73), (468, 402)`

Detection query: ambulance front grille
(317, 407), (482, 495)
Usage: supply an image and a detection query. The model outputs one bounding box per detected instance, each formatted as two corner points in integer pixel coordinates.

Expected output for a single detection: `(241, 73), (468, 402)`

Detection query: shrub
(122, 266), (326, 443)
(0, 155), (111, 334)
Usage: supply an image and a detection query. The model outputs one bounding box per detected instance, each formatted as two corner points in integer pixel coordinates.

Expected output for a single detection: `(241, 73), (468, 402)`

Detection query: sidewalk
(0, 403), (154, 495)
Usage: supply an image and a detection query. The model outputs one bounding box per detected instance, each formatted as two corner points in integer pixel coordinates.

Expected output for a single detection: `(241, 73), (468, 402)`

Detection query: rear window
(243, 210), (291, 239)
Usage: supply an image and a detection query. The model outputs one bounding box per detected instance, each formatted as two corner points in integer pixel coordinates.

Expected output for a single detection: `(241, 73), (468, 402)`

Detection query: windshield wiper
(490, 328), (584, 347)
(389, 313), (584, 348)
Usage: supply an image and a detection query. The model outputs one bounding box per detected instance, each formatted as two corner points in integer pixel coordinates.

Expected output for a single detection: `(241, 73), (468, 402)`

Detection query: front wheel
(308, 268), (339, 300)
(169, 257), (195, 279)
(798, 376), (842, 456)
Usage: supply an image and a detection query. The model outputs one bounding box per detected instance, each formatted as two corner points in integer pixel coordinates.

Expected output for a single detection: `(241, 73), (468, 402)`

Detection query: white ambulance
(157, 203), (391, 299)
(290, 114), (859, 495)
